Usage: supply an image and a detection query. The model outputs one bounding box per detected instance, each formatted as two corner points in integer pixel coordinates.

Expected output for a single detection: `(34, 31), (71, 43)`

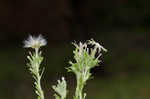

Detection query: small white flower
(24, 34), (47, 49)
(94, 41), (107, 53)
(88, 39), (107, 53)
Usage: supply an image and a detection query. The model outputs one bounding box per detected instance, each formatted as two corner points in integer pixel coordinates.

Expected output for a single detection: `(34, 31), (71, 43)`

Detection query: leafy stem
(68, 39), (107, 99)
(27, 49), (45, 99)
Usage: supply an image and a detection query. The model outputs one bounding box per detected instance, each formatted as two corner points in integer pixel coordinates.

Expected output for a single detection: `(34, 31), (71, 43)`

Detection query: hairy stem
(75, 76), (85, 99)
(37, 75), (44, 99)
(35, 49), (45, 99)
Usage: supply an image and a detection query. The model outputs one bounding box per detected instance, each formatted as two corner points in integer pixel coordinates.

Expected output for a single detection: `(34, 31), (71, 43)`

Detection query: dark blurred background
(0, 0), (150, 99)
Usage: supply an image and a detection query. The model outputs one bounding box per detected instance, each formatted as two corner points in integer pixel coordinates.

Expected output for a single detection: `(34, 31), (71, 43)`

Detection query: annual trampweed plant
(24, 35), (107, 99)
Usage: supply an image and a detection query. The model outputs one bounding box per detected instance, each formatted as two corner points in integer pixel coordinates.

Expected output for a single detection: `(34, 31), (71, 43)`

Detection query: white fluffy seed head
(24, 34), (47, 49)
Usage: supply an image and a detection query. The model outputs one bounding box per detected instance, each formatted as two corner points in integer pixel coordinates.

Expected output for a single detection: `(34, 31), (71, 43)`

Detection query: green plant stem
(35, 49), (45, 99)
(75, 76), (85, 99)
(37, 74), (44, 99)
